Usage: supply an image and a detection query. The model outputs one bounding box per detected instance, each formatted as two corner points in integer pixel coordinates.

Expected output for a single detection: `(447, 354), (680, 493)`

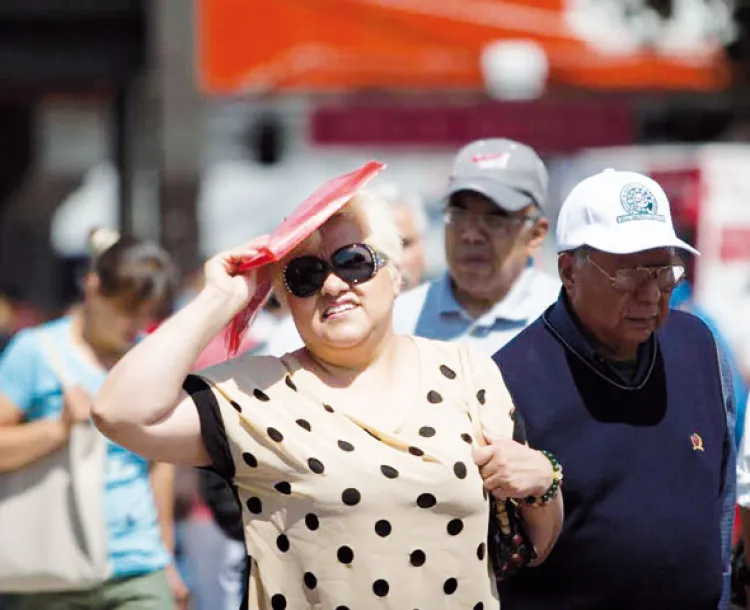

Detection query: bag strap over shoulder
(38, 330), (74, 389)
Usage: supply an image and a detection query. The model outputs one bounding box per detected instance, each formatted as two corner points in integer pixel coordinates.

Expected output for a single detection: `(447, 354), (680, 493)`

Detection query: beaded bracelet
(524, 450), (563, 507)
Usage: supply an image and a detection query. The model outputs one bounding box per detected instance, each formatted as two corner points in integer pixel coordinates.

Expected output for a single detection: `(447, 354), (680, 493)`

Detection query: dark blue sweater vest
(494, 307), (726, 610)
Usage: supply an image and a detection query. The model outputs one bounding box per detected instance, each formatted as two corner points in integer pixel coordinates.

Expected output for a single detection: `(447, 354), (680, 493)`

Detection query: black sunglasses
(283, 242), (388, 298)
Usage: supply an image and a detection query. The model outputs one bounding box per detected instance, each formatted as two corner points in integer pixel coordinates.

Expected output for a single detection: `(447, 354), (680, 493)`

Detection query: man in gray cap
(393, 138), (560, 355)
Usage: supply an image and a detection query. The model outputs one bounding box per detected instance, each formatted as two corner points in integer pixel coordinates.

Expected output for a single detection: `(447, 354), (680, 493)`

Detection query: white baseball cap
(555, 168), (699, 256)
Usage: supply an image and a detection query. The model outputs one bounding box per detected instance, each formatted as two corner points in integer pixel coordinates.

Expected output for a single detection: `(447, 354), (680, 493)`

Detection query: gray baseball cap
(445, 138), (549, 212)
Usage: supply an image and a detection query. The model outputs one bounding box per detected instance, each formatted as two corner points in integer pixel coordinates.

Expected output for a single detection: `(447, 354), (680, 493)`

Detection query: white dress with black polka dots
(192, 337), (515, 610)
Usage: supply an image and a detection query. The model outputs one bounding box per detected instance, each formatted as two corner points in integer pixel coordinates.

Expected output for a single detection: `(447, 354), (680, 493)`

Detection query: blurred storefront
(0, 0), (203, 314)
(2, 0), (750, 318)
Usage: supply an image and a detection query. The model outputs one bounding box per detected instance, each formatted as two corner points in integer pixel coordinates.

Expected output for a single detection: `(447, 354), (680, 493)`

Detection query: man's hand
(473, 435), (553, 501)
(166, 563), (190, 610)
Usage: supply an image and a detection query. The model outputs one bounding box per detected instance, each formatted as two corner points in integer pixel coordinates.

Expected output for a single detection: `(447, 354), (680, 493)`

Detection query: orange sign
(197, 0), (729, 95)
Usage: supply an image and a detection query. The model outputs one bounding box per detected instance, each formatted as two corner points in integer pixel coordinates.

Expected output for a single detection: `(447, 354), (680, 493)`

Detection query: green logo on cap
(617, 183), (665, 224)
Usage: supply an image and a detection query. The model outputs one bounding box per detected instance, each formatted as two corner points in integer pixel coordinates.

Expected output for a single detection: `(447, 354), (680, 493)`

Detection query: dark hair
(88, 229), (178, 315)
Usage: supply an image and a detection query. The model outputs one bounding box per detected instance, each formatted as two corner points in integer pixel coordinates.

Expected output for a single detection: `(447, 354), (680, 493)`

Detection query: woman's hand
(473, 436), (553, 501)
(202, 236), (269, 316)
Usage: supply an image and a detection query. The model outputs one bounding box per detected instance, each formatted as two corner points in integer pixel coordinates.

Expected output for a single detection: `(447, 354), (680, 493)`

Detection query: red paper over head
(225, 160), (385, 354)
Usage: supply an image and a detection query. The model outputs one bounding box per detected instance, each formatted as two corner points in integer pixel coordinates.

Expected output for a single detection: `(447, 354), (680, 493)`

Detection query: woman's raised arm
(92, 246), (259, 466)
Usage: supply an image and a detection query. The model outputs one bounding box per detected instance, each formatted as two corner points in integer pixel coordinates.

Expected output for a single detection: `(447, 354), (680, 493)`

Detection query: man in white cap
(392, 138), (559, 355)
(494, 169), (736, 609)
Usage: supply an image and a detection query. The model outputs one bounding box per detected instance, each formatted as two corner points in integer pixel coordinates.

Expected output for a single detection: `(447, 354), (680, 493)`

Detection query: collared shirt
(392, 265), (560, 356)
(545, 295), (736, 609)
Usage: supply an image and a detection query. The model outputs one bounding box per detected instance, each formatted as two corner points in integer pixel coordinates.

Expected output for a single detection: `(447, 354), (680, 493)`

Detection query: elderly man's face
(392, 205), (425, 290)
(561, 247), (681, 360)
(445, 191), (546, 314)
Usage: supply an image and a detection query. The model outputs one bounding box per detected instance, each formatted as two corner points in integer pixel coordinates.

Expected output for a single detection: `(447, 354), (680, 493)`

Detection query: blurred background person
(368, 181), (428, 290)
(193, 469), (247, 610)
(393, 138), (560, 355)
(172, 464), (246, 610)
(0, 229), (186, 610)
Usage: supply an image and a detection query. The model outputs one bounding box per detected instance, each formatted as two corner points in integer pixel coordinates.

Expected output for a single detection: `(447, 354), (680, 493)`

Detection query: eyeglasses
(443, 206), (538, 235)
(587, 257), (686, 293)
(283, 243), (388, 298)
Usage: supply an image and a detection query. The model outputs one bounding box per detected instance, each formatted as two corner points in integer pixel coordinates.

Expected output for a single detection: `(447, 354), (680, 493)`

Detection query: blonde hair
(270, 189), (404, 302)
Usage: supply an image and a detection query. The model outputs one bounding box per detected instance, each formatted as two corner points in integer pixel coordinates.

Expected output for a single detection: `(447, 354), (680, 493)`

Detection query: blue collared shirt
(392, 265), (560, 356)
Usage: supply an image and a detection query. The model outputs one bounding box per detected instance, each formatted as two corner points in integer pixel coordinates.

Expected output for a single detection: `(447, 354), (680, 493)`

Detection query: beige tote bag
(0, 331), (110, 593)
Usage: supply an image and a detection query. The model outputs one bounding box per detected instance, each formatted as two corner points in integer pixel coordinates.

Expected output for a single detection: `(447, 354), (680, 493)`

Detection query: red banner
(310, 100), (636, 153)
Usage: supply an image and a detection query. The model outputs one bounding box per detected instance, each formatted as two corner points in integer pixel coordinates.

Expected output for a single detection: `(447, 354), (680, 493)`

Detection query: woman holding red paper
(93, 164), (562, 610)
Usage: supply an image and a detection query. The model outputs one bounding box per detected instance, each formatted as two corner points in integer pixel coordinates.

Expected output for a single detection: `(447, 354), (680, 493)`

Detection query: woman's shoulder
(410, 336), (461, 358)
(410, 336), (492, 368)
(197, 352), (286, 379)
(410, 336), (505, 390)
(195, 353), (291, 396)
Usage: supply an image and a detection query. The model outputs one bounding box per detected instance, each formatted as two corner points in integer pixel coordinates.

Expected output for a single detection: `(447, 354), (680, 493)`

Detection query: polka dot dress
(196, 338), (514, 610)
